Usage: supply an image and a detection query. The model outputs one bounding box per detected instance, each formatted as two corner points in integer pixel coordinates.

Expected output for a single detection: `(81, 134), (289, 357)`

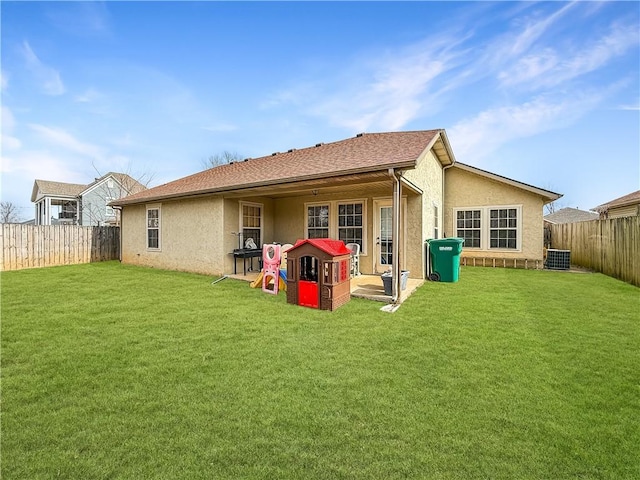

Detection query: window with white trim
(337, 202), (363, 250)
(434, 205), (439, 239)
(490, 208), (518, 249)
(240, 202), (262, 248)
(454, 206), (521, 250)
(146, 206), (160, 250)
(305, 200), (367, 253)
(105, 197), (115, 217)
(307, 204), (329, 239)
(456, 209), (481, 248)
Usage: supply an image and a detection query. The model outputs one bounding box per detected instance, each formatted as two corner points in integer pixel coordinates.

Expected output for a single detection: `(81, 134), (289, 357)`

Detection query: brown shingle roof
(113, 130), (444, 206)
(592, 190), (640, 212)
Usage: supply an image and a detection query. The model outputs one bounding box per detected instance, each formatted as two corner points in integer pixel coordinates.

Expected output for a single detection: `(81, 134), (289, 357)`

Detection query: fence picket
(550, 216), (639, 287)
(0, 225), (120, 271)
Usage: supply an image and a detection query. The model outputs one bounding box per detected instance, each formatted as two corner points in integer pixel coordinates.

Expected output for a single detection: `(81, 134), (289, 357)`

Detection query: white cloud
(618, 103), (640, 111)
(449, 92), (605, 162)
(45, 2), (111, 37)
(74, 88), (102, 103)
(499, 20), (640, 89)
(502, 2), (578, 58)
(1, 106), (22, 150)
(272, 35), (467, 132)
(28, 124), (103, 159)
(202, 123), (238, 133)
(21, 41), (65, 96)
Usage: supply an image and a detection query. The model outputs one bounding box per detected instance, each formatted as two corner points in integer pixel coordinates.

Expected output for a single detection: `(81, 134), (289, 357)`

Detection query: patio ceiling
(221, 170), (422, 199)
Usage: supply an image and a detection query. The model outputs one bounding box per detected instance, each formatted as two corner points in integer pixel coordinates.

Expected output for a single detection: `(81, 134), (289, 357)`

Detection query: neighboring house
(31, 172), (146, 226)
(592, 190), (640, 219)
(112, 130), (561, 281)
(544, 207), (599, 224)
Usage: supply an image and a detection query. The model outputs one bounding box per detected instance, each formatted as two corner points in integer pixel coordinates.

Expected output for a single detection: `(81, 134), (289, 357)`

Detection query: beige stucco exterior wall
(444, 167), (546, 260)
(222, 196), (275, 274)
(121, 196), (226, 275)
(403, 149), (444, 278)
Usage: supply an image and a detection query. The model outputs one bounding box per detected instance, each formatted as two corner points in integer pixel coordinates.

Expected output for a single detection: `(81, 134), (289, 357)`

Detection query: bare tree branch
(201, 151), (243, 170)
(0, 201), (22, 223)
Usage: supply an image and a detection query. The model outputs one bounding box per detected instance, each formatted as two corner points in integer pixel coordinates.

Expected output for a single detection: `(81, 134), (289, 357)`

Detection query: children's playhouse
(285, 239), (351, 311)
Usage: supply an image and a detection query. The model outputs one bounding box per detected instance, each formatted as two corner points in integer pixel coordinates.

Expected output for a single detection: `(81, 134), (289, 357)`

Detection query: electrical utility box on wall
(546, 249), (571, 270)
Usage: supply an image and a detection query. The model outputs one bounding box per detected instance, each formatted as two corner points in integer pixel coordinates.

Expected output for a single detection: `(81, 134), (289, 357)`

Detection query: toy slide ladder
(262, 244), (282, 295)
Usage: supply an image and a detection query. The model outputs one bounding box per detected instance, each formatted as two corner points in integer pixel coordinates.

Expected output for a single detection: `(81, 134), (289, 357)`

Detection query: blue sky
(2, 1), (639, 220)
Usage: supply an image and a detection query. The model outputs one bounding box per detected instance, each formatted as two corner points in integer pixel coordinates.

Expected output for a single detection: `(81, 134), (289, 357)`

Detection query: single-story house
(592, 190), (640, 219)
(112, 130), (561, 294)
(32, 172), (146, 226)
(544, 207), (599, 224)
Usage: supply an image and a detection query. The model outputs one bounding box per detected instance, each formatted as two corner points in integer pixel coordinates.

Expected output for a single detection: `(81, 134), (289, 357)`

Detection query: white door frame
(373, 198), (406, 274)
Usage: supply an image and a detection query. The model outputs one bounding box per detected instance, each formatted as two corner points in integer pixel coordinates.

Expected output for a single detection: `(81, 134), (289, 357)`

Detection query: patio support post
(388, 168), (402, 304)
(45, 198), (51, 225)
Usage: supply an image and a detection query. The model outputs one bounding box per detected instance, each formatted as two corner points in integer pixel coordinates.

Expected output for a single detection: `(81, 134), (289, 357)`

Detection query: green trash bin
(426, 238), (465, 282)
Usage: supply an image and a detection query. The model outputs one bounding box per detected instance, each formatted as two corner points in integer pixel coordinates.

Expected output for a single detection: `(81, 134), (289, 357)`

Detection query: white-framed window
(146, 205), (161, 250)
(489, 208), (518, 249)
(307, 204), (330, 239)
(337, 202), (364, 249)
(456, 209), (481, 248)
(105, 197), (115, 217)
(454, 206), (521, 251)
(434, 204), (439, 239)
(240, 202), (262, 248)
(305, 200), (367, 253)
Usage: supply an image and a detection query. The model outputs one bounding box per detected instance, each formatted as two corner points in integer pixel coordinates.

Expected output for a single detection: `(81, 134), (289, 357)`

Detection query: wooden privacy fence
(1, 224), (120, 271)
(549, 216), (639, 287)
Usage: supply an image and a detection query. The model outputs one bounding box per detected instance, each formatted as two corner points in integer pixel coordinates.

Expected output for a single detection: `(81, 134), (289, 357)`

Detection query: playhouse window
(300, 256), (318, 282)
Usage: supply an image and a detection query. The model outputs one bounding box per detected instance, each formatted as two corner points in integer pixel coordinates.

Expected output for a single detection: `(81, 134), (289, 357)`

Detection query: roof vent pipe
(356, 133), (364, 137)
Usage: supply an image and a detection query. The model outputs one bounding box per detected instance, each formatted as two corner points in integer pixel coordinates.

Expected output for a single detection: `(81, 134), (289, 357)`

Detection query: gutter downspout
(113, 206), (123, 262)
(388, 168), (402, 304)
(441, 163), (455, 238)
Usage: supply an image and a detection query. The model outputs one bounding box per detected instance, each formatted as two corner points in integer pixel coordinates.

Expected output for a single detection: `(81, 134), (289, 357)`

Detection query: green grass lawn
(2, 262), (638, 479)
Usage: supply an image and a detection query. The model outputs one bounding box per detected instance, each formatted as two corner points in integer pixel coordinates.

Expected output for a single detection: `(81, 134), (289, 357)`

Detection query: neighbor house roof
(452, 162), (562, 203)
(80, 172), (147, 197)
(31, 180), (87, 202)
(592, 190), (640, 212)
(113, 130), (453, 206)
(31, 173), (146, 203)
(544, 207), (598, 224)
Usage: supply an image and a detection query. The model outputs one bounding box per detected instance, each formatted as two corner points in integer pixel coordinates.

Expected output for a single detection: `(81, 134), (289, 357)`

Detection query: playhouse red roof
(291, 238), (351, 257)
